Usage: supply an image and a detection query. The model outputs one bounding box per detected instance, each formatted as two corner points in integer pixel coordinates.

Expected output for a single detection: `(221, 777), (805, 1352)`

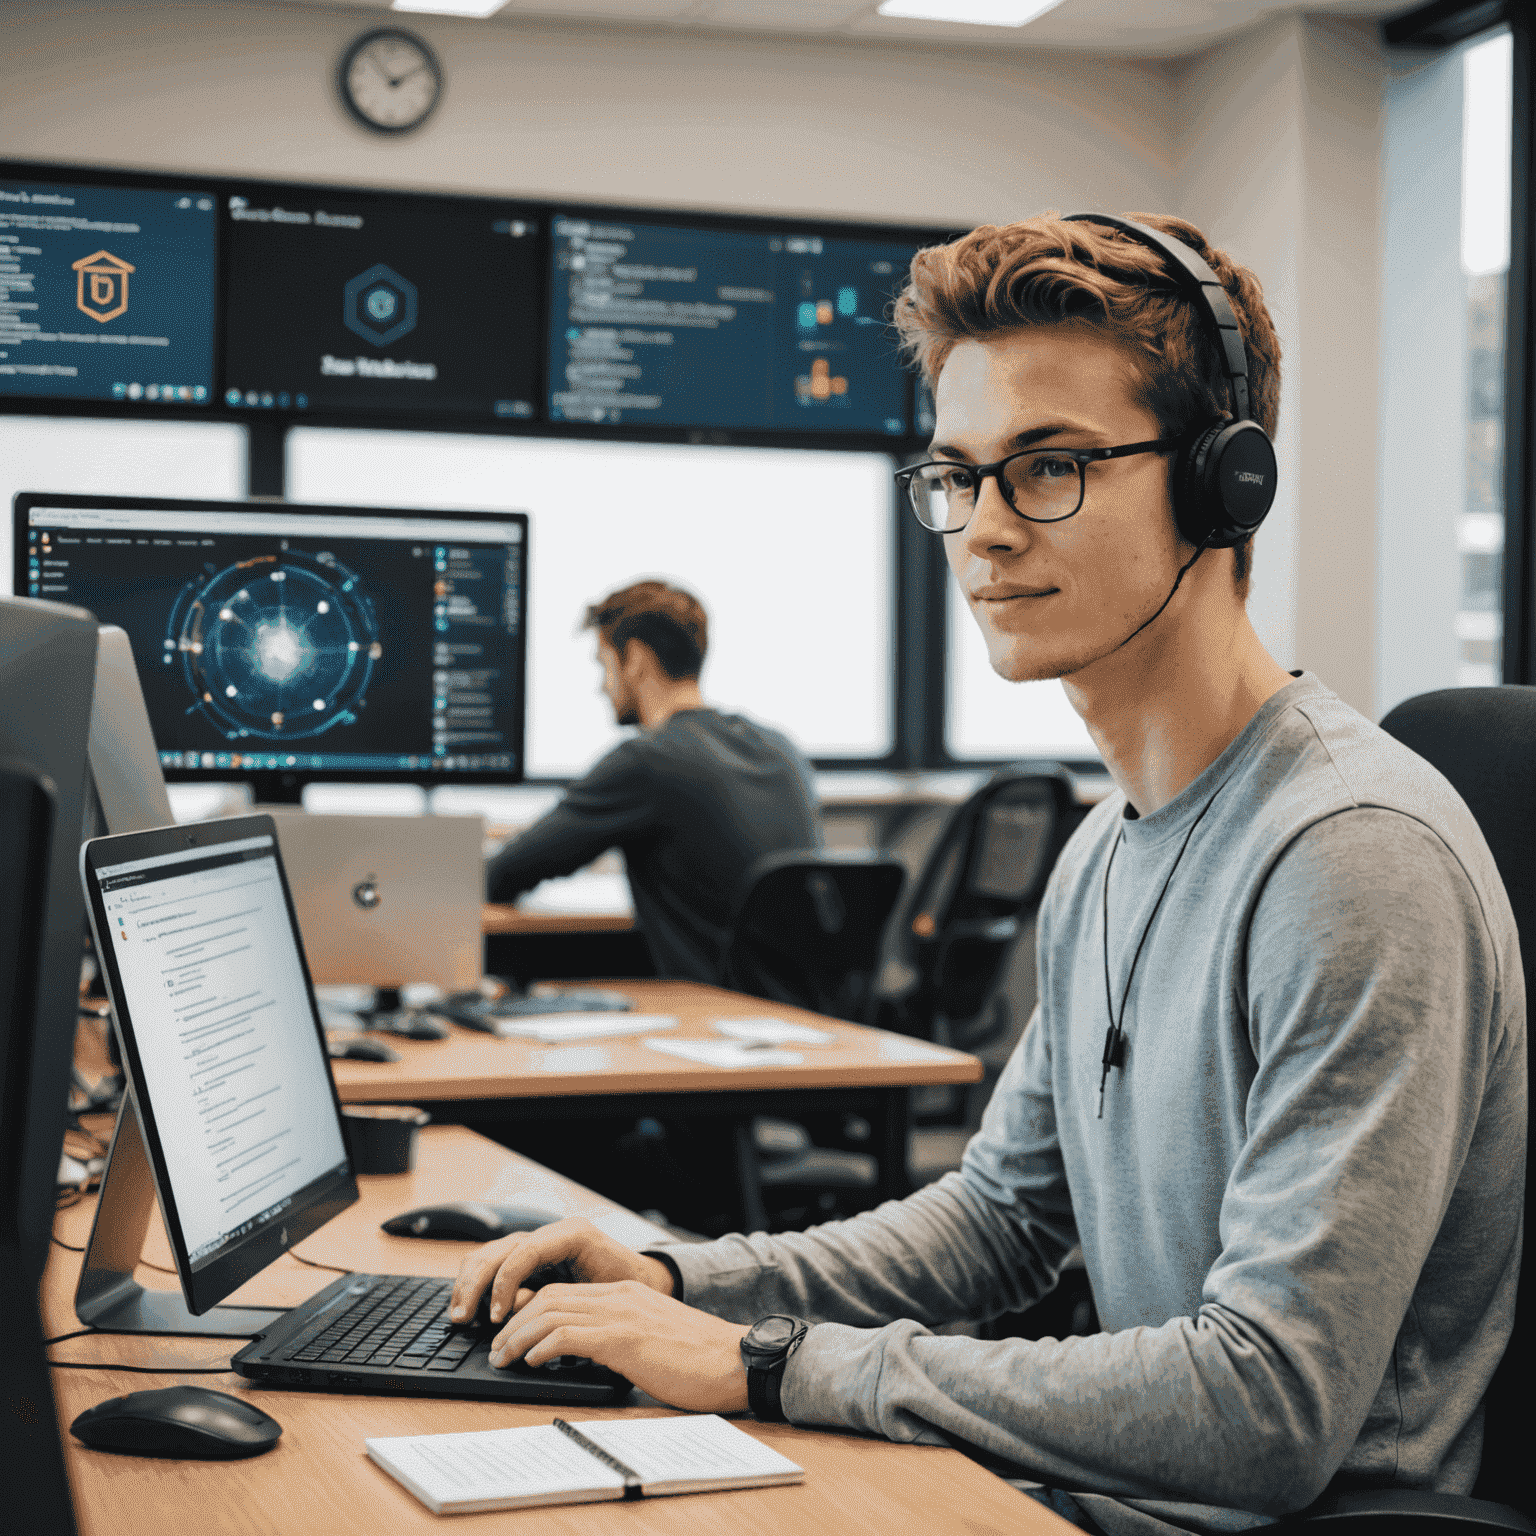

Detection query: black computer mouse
(71, 1386), (282, 1460)
(327, 1036), (400, 1062)
(380, 1200), (560, 1241)
(368, 1007), (451, 1041)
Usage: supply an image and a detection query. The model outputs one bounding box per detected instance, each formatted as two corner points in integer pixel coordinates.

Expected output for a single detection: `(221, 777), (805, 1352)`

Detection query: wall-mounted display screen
(221, 188), (541, 421)
(548, 214), (917, 435)
(1, 160), (947, 449)
(0, 175), (217, 406)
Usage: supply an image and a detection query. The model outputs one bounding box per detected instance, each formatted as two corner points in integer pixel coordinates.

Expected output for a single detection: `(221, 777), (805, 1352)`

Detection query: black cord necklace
(1098, 785), (1225, 1118)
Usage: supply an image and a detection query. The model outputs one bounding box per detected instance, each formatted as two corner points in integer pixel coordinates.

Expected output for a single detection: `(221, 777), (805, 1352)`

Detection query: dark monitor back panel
(14, 494), (528, 791)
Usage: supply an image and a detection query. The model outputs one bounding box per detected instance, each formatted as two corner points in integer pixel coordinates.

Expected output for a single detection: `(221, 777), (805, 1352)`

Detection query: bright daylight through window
(288, 429), (893, 777)
(1457, 30), (1512, 686)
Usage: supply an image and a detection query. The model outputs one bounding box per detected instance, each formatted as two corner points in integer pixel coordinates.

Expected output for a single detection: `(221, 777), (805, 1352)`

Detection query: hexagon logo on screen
(342, 263), (418, 347)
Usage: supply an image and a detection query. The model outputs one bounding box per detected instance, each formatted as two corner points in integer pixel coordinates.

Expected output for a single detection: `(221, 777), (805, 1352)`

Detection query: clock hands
(362, 43), (429, 90)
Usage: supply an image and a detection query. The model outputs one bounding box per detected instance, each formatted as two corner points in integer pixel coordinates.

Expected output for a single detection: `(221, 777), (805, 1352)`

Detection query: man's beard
(614, 703), (641, 727)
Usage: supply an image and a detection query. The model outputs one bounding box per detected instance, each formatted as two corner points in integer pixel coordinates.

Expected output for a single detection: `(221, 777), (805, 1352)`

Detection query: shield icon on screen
(72, 249), (135, 323)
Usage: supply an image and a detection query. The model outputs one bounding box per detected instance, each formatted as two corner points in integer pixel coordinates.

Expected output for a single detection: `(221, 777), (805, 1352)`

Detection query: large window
(1378, 26), (1514, 713)
(0, 417), (246, 576)
(1458, 31), (1513, 686)
(287, 430), (893, 777)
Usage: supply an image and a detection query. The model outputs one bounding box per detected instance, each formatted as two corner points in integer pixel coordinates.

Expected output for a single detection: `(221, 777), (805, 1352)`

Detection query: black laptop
(79, 813), (628, 1405)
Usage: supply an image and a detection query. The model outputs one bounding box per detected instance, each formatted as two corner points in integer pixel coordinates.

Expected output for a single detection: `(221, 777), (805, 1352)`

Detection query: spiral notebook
(366, 1414), (804, 1514)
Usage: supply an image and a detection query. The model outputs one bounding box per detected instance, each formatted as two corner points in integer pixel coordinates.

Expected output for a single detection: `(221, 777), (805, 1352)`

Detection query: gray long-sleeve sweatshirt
(660, 674), (1526, 1534)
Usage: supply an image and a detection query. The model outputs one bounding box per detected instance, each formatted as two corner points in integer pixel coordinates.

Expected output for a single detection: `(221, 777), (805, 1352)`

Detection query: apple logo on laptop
(352, 877), (381, 910)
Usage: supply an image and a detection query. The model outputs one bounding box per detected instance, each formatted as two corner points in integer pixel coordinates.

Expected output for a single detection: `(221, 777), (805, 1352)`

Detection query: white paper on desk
(496, 1013), (678, 1044)
(712, 1016), (836, 1046)
(645, 1037), (804, 1069)
(877, 1036), (956, 1063)
(366, 1423), (625, 1514)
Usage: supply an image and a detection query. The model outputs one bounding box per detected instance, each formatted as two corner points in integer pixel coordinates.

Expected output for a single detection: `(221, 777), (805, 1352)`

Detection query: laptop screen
(83, 816), (356, 1311)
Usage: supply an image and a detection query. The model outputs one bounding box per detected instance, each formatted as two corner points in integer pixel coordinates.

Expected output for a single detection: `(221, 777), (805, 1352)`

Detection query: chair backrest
(722, 851), (906, 1023)
(1379, 686), (1535, 1510)
(886, 767), (1079, 1049)
(0, 759), (78, 1534)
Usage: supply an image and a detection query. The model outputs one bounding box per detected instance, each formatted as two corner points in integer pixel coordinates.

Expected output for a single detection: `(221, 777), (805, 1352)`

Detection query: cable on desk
(49, 1360), (239, 1375)
(288, 1248), (352, 1275)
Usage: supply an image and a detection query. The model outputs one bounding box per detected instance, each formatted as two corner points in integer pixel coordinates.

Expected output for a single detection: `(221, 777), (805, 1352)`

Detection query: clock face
(340, 29), (442, 134)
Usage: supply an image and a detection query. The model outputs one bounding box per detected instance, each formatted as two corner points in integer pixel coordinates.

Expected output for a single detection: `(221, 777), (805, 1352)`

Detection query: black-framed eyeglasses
(895, 438), (1182, 533)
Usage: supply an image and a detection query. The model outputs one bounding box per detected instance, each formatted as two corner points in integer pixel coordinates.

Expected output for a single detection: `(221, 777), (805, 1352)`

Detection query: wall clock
(339, 29), (443, 135)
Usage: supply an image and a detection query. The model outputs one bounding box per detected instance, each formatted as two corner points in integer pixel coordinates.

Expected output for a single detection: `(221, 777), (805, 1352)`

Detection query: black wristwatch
(740, 1314), (809, 1422)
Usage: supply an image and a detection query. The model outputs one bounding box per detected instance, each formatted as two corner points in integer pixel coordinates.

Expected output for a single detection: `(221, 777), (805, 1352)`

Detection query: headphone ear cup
(1172, 423), (1225, 548)
(1173, 420), (1277, 550)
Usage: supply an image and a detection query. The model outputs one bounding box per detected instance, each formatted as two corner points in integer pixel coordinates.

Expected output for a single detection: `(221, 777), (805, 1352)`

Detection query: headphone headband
(1061, 212), (1252, 424)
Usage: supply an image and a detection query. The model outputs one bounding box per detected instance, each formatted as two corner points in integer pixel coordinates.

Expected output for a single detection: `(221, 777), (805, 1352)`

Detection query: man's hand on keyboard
(450, 1217), (674, 1326)
(487, 1278), (751, 1413)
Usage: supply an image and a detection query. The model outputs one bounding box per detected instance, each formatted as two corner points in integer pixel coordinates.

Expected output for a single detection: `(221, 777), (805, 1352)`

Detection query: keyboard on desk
(231, 1273), (631, 1405)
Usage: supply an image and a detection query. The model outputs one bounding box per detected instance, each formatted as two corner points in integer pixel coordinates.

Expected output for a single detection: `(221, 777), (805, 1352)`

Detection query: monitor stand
(247, 769), (305, 805)
(74, 1094), (276, 1337)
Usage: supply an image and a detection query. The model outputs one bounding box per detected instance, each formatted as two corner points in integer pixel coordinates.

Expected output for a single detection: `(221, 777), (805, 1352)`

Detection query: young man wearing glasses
(453, 215), (1525, 1536)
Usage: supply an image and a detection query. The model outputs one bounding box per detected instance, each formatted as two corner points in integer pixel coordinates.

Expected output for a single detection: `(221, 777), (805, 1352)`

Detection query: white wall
(1171, 14), (1387, 718)
(0, 0), (1174, 228)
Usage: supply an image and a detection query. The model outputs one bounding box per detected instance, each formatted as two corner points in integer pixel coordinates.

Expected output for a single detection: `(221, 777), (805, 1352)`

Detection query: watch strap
(743, 1317), (808, 1422)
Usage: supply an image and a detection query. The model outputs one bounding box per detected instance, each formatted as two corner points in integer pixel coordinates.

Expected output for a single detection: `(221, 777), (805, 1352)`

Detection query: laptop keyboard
(283, 1277), (481, 1373)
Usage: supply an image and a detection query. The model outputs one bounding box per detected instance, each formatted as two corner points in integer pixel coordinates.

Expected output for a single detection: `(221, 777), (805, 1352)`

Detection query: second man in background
(485, 580), (821, 982)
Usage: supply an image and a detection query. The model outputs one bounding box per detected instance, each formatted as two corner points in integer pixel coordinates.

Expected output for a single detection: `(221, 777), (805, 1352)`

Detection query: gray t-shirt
(486, 708), (821, 981)
(661, 674), (1526, 1532)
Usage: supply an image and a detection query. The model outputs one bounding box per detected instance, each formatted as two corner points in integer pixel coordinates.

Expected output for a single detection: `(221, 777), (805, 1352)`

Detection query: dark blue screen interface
(549, 215), (916, 435)
(0, 178), (216, 405)
(24, 504), (526, 779)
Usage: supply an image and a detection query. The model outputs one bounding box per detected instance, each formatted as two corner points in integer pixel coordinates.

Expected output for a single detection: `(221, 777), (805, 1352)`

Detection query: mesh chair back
(888, 767), (1078, 1050)
(722, 851), (906, 1023)
(1379, 686), (1536, 1511)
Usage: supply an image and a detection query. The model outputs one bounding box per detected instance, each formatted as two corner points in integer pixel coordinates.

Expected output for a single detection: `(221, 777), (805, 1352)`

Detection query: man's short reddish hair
(583, 579), (708, 680)
(892, 212), (1281, 587)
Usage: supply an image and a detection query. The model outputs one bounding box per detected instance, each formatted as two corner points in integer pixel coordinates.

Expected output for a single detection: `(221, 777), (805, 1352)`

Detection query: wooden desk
(330, 980), (981, 1214)
(44, 1126), (1057, 1536)
(483, 903), (633, 936)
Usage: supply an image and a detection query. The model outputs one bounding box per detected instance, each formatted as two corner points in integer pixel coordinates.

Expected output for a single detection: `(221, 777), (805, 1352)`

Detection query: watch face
(341, 30), (442, 134)
(749, 1315), (799, 1352)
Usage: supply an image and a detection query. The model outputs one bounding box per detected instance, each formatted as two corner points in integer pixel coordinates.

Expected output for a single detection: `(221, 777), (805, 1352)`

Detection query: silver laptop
(265, 811), (484, 991)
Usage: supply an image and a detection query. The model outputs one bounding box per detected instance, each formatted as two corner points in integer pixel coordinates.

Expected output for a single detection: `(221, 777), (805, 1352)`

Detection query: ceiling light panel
(393, 0), (509, 16)
(875, 0), (1063, 25)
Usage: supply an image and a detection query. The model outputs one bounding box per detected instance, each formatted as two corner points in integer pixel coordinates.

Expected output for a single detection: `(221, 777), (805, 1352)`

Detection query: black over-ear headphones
(1062, 213), (1278, 551)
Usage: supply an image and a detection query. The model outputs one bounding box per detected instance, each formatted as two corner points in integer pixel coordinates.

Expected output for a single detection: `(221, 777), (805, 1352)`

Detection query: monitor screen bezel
(79, 812), (359, 1316)
(15, 491), (531, 793)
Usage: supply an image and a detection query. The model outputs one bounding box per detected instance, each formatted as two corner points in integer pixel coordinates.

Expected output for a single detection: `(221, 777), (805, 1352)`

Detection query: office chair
(721, 850), (906, 1228)
(1274, 687), (1536, 1535)
(0, 760), (79, 1534)
(722, 849), (907, 1023)
(871, 768), (1081, 1137)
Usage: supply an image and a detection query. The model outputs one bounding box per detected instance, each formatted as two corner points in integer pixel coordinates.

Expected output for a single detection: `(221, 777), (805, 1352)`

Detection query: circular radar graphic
(167, 551), (383, 741)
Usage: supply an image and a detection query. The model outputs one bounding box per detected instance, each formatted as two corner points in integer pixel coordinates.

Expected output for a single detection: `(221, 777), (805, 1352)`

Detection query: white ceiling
(277, 0), (1401, 60)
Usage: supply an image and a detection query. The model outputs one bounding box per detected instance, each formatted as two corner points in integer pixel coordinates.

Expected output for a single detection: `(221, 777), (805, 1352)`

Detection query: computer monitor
(0, 169), (218, 408)
(547, 212), (922, 436)
(14, 493), (529, 803)
(221, 183), (541, 422)
(76, 813), (358, 1333)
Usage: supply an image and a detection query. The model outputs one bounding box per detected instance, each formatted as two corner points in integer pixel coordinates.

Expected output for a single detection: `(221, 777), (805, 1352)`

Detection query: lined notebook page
(579, 1415), (804, 1491)
(366, 1424), (626, 1513)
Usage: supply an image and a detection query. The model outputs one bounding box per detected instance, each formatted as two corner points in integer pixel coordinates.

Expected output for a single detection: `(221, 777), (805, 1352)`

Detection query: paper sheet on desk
(645, 1038), (804, 1068)
(496, 1014), (678, 1044)
(713, 1016), (836, 1046)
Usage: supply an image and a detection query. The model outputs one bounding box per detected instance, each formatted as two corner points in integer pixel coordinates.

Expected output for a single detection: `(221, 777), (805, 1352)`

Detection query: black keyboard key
(425, 1356), (464, 1371)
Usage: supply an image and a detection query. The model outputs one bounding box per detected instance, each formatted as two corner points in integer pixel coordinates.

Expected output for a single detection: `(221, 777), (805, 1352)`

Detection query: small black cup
(342, 1104), (429, 1174)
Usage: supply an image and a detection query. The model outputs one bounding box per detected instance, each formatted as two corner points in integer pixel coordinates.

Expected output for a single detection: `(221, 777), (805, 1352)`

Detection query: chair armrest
(1279, 1489), (1534, 1534)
